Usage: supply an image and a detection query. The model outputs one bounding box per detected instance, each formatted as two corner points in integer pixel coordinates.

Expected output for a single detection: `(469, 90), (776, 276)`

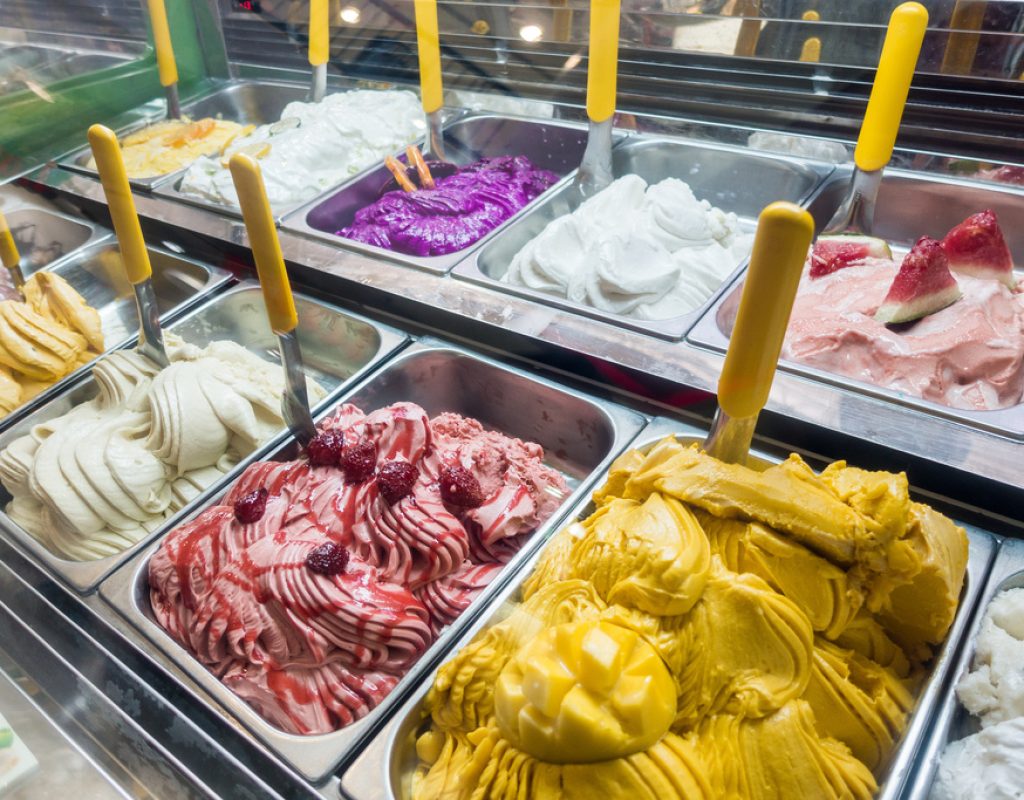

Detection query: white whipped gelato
(0, 335), (326, 561)
(177, 89), (425, 210)
(503, 175), (752, 321)
(931, 588), (1024, 799)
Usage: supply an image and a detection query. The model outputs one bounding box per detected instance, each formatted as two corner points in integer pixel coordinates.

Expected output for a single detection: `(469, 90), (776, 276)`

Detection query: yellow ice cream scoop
(494, 620), (676, 763)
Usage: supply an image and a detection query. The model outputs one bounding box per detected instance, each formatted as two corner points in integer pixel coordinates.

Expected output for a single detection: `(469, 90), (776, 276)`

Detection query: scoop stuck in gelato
(148, 402), (569, 735)
(504, 175), (753, 320)
(0, 335), (326, 560)
(338, 156), (559, 257)
(177, 90), (426, 210)
(86, 118), (246, 179)
(0, 271), (104, 417)
(412, 436), (969, 799)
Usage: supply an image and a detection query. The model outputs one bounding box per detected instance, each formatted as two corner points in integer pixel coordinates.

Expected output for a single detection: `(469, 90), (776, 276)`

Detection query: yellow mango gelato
(85, 118), (246, 179)
(413, 437), (969, 799)
(0, 272), (104, 416)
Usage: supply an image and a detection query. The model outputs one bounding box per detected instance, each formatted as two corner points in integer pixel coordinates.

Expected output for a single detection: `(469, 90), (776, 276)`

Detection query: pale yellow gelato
(413, 438), (969, 799)
(0, 272), (104, 416)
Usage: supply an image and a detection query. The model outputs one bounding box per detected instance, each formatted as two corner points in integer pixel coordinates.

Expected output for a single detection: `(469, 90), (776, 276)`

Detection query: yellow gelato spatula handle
(587, 0), (621, 123)
(0, 211), (19, 271)
(309, 0), (329, 67)
(87, 124), (154, 286)
(718, 202), (814, 420)
(147, 0), (179, 88)
(854, 2), (928, 173)
(229, 153), (299, 335)
(414, 0), (443, 115)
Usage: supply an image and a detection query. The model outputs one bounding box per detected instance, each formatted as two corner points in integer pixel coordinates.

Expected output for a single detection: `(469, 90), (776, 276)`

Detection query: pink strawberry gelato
(149, 402), (567, 735)
(782, 258), (1024, 411)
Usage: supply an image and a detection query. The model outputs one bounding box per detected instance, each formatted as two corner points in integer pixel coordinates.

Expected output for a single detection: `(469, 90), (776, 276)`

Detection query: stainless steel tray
(688, 168), (1024, 438)
(453, 134), (835, 340)
(904, 536), (1024, 800)
(0, 282), (407, 593)
(0, 240), (231, 434)
(0, 204), (109, 274)
(339, 414), (997, 800)
(98, 338), (645, 783)
(58, 80), (310, 192)
(281, 113), (600, 274)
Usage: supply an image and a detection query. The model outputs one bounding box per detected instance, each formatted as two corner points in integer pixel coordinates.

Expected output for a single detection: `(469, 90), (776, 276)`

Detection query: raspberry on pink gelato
(149, 402), (568, 735)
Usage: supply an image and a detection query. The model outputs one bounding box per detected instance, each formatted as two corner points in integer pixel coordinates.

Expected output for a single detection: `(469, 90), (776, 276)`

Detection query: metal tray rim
(0, 203), (112, 271)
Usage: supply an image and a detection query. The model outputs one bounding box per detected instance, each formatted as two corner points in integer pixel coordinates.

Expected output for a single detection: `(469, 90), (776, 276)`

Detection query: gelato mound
(413, 437), (969, 799)
(0, 272), (104, 417)
(505, 175), (753, 320)
(86, 118), (245, 179)
(148, 402), (568, 735)
(338, 156), (559, 257)
(0, 335), (326, 560)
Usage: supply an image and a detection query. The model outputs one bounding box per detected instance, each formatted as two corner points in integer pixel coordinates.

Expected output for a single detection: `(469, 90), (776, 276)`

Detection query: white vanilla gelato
(0, 335), (326, 561)
(931, 588), (1024, 799)
(503, 175), (752, 321)
(177, 89), (425, 210)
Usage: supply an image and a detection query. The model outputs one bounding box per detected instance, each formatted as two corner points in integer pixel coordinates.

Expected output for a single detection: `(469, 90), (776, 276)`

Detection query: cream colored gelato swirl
(504, 175), (752, 320)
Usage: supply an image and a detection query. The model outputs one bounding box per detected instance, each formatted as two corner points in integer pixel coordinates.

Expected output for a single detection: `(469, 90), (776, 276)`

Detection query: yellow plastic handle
(229, 153), (298, 335)
(854, 2), (928, 172)
(587, 0), (621, 123)
(147, 0), (179, 88)
(309, 0), (329, 67)
(0, 211), (19, 271)
(414, 0), (443, 114)
(718, 202), (814, 420)
(87, 124), (153, 285)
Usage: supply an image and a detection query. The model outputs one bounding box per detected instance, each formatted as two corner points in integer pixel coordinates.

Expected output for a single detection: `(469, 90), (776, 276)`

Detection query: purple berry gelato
(337, 156), (559, 257)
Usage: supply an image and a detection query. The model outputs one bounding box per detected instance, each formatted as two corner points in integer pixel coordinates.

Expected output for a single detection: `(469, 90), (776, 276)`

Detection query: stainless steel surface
(98, 339), (645, 783)
(575, 116), (614, 198)
(311, 63), (327, 104)
(0, 283), (406, 593)
(132, 280), (170, 368)
(823, 165), (884, 235)
(0, 44), (130, 98)
(689, 167), (1024, 438)
(60, 80), (310, 192)
(283, 114), (594, 275)
(339, 414), (997, 800)
(277, 328), (317, 445)
(426, 109), (446, 161)
(0, 206), (109, 273)
(165, 82), (181, 120)
(456, 135), (834, 340)
(905, 537), (1024, 800)
(703, 407), (757, 464)
(0, 241), (230, 435)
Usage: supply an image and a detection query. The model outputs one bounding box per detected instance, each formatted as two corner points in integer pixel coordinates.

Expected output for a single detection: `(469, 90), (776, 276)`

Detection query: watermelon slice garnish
(875, 237), (963, 325)
(809, 235), (892, 279)
(941, 209), (1016, 289)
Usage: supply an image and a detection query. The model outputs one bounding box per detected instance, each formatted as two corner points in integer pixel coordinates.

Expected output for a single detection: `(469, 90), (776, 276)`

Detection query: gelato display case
(1, 0), (1024, 798)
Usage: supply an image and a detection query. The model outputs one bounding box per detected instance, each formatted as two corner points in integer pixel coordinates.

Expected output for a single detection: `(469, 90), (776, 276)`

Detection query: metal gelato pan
(282, 113), (597, 274)
(59, 79), (310, 192)
(904, 537), (1024, 799)
(0, 240), (231, 434)
(0, 205), (109, 275)
(454, 135), (835, 340)
(339, 414), (996, 800)
(688, 169), (1024, 437)
(98, 339), (645, 783)
(0, 282), (407, 593)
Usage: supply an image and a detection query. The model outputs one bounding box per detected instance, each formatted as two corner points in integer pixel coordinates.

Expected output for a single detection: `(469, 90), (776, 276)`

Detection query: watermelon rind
(874, 283), (963, 325)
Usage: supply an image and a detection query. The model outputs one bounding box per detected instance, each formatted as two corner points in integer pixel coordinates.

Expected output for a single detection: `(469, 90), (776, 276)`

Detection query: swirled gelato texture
(931, 588), (1024, 800)
(413, 437), (969, 799)
(86, 118), (246, 179)
(503, 175), (753, 320)
(0, 272), (104, 417)
(338, 156), (559, 257)
(178, 90), (425, 210)
(782, 256), (1024, 411)
(0, 335), (325, 560)
(148, 402), (568, 735)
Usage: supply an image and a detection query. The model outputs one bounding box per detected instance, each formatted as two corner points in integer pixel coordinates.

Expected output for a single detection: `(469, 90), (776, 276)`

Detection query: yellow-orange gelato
(413, 438), (969, 799)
